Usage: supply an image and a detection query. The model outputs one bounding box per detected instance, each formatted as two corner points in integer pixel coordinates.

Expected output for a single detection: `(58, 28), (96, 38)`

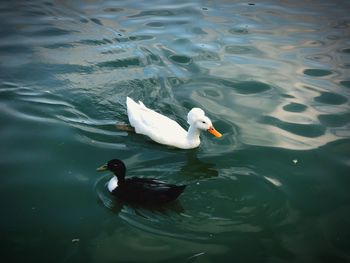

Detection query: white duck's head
(187, 108), (222, 137)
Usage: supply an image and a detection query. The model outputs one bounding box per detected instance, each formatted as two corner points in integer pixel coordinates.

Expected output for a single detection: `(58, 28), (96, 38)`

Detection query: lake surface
(1, 0), (350, 262)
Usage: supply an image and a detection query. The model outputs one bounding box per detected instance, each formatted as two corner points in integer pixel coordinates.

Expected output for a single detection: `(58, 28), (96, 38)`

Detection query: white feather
(108, 177), (119, 192)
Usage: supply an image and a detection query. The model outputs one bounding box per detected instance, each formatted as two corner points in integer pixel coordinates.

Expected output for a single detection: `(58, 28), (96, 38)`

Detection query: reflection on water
(2, 0), (348, 152)
(1, 0), (350, 262)
(179, 151), (219, 180)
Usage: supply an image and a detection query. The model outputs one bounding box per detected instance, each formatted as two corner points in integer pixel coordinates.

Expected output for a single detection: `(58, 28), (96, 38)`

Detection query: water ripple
(94, 163), (290, 240)
(2, 0), (348, 153)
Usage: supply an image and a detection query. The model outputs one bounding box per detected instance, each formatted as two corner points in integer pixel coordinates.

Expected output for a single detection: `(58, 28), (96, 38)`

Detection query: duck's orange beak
(207, 126), (222, 138)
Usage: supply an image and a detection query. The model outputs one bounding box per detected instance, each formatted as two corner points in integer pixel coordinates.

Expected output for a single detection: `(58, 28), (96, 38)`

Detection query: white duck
(126, 97), (222, 149)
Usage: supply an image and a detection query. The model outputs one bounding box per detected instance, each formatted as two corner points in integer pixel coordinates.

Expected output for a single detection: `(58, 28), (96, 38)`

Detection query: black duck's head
(97, 159), (126, 179)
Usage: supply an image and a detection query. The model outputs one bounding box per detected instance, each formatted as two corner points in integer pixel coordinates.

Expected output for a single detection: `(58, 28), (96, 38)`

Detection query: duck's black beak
(96, 164), (108, 172)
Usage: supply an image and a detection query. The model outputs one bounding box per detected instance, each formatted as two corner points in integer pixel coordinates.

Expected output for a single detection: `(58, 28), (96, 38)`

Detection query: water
(1, 0), (350, 262)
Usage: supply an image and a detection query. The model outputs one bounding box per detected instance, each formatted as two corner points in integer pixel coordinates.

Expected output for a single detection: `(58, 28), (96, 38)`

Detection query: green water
(1, 0), (350, 262)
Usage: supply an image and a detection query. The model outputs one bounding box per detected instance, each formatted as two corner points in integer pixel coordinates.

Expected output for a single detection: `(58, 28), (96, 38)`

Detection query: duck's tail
(168, 185), (186, 201)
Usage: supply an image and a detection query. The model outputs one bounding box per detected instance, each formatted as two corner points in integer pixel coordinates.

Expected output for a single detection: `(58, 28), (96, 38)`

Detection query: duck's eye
(202, 121), (206, 124)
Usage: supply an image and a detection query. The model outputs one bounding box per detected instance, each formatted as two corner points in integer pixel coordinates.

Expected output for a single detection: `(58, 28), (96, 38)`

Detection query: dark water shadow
(179, 150), (219, 181)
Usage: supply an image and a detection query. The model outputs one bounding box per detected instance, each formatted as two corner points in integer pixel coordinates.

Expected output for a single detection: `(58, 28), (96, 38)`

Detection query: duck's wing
(125, 178), (186, 204)
(126, 177), (172, 190)
(126, 97), (187, 145)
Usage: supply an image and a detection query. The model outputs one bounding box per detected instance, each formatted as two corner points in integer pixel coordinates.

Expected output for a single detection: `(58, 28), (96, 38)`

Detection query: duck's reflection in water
(180, 151), (219, 181)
